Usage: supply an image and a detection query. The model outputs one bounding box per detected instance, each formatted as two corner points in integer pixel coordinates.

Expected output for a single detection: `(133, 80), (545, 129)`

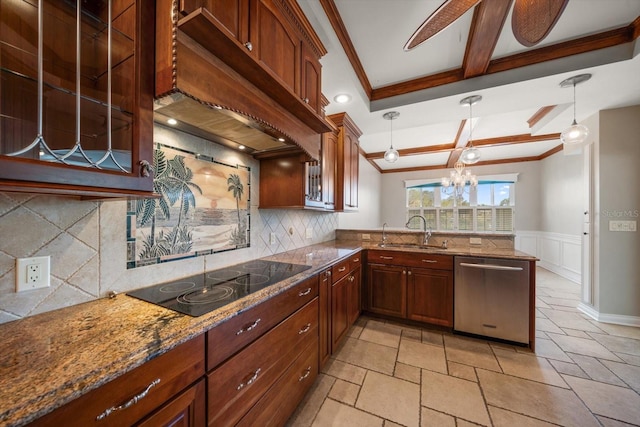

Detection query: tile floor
(287, 268), (640, 427)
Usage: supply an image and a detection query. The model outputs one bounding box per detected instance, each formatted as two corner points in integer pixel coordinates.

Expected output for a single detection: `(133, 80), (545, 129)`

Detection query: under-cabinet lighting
(167, 118), (177, 125)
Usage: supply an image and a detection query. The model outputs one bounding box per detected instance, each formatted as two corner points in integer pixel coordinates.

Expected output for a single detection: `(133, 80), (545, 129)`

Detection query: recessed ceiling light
(278, 137), (286, 142)
(238, 145), (246, 150)
(167, 118), (177, 125)
(334, 93), (351, 104)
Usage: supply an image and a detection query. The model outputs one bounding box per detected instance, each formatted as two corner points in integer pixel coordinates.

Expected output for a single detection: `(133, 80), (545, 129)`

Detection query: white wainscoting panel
(515, 231), (582, 283)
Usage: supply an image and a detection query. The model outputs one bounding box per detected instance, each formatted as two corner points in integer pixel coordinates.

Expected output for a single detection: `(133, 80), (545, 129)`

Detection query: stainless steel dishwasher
(454, 257), (530, 344)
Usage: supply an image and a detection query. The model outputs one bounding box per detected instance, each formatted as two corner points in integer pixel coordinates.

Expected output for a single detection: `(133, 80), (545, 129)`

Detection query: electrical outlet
(16, 256), (50, 292)
(361, 233), (371, 240)
(269, 232), (277, 245)
(470, 237), (482, 245)
(305, 227), (313, 239)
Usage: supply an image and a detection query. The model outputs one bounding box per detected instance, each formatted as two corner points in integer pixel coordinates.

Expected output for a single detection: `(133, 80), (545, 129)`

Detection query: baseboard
(578, 303), (640, 327)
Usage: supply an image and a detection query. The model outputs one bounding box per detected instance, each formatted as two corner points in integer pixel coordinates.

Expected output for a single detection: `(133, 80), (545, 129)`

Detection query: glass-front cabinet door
(0, 0), (154, 197)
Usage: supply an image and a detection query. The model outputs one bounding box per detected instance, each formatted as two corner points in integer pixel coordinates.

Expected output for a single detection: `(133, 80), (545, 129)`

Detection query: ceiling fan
(404, 0), (569, 51)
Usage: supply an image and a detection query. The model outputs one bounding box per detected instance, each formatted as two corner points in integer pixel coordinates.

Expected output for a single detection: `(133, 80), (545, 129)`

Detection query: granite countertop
(361, 241), (538, 260)
(0, 240), (535, 426)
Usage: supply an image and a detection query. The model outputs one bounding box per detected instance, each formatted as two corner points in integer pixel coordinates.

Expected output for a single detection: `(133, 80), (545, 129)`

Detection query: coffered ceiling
(298, 0), (640, 173)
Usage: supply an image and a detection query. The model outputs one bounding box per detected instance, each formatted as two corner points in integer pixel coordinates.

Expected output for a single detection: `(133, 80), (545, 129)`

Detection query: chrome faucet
(406, 215), (431, 245)
(381, 222), (388, 247)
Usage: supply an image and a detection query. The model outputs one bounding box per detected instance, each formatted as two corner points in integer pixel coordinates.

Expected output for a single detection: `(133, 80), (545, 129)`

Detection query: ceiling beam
(462, 0), (513, 78)
(319, 0), (373, 98)
(365, 142), (455, 160)
(446, 119), (472, 167)
(471, 132), (560, 147)
(527, 105), (557, 128)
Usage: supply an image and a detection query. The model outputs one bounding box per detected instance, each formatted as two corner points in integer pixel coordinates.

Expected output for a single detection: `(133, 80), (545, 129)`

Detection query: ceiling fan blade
(511, 0), (569, 47)
(404, 0), (482, 51)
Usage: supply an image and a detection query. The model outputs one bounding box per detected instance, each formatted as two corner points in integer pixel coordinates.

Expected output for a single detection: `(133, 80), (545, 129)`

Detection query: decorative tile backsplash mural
(127, 144), (251, 268)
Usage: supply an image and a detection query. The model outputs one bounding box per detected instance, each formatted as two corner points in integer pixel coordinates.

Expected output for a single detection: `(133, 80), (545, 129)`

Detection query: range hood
(155, 0), (331, 160)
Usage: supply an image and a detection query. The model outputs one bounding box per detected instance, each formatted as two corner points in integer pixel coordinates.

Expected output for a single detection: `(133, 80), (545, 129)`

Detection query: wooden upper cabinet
(301, 43), (322, 115)
(321, 124), (338, 210)
(0, 0), (155, 198)
(180, 0), (249, 42)
(327, 113), (362, 212)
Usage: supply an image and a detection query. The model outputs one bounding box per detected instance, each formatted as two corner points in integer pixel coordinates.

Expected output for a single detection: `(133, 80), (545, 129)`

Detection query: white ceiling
(298, 0), (640, 171)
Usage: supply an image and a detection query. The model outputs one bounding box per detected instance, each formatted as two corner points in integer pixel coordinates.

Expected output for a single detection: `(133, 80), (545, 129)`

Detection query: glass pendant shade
(460, 146), (480, 164)
(384, 147), (399, 162)
(561, 120), (589, 145)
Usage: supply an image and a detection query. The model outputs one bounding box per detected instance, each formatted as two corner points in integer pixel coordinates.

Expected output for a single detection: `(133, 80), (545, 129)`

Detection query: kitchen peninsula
(0, 238), (535, 427)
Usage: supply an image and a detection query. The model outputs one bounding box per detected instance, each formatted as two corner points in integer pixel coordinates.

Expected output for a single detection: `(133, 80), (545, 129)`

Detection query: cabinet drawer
(349, 252), (362, 272)
(207, 299), (318, 427)
(207, 275), (318, 370)
(370, 250), (452, 270)
(332, 258), (350, 282)
(31, 335), (205, 427)
(237, 340), (318, 427)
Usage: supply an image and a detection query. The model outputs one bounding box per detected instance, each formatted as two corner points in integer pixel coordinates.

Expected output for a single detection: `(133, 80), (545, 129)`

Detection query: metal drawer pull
(298, 287), (312, 297)
(353, 258), (359, 262)
(459, 262), (524, 271)
(237, 368), (261, 390)
(236, 318), (261, 335)
(380, 256), (393, 260)
(298, 323), (312, 334)
(96, 378), (160, 420)
(338, 266), (347, 272)
(422, 259), (437, 263)
(298, 366), (312, 382)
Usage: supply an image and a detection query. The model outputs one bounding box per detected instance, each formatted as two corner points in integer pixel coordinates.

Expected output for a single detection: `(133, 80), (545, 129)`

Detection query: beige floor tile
(322, 358), (367, 385)
(531, 337), (572, 362)
(535, 308), (547, 318)
(401, 328), (422, 342)
(359, 320), (402, 348)
(422, 329), (444, 346)
(596, 415), (640, 427)
(548, 359), (589, 379)
(539, 296), (582, 307)
(493, 347), (568, 387)
(536, 297), (551, 308)
(587, 332), (640, 356)
(328, 379), (360, 406)
(443, 335), (501, 372)
(421, 370), (490, 426)
(448, 361), (477, 382)
(563, 375), (640, 425)
(547, 332), (622, 361)
(543, 290), (581, 300)
(398, 338), (447, 373)
(356, 371), (420, 427)
(457, 420), (484, 427)
(383, 421), (403, 427)
(488, 406), (558, 426)
(589, 321), (640, 340)
(477, 368), (600, 427)
(600, 359), (640, 393)
(421, 407), (455, 427)
(615, 352), (640, 366)
(394, 362), (421, 384)
(562, 328), (591, 338)
(567, 353), (627, 386)
(334, 337), (397, 375)
(539, 308), (605, 333)
(287, 374), (335, 427)
(311, 399), (383, 427)
(347, 324), (364, 338)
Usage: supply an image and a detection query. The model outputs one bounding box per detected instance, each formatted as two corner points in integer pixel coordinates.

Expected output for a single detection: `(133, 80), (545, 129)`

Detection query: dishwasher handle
(458, 262), (523, 272)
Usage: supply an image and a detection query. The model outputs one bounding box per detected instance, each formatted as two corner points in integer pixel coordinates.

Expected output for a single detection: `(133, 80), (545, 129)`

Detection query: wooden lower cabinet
(318, 268), (332, 367)
(331, 273), (349, 351)
(347, 267), (361, 325)
(366, 264), (407, 318)
(407, 268), (453, 327)
(136, 379), (206, 427)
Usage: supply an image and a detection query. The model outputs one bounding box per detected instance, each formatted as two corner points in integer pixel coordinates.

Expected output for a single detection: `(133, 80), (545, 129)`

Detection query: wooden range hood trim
(155, 1), (327, 160)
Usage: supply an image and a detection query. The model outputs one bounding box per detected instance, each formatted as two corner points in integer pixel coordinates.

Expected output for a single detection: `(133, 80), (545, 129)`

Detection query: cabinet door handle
(402, 270), (406, 275)
(338, 266), (347, 272)
(298, 287), (312, 297)
(96, 378), (160, 420)
(236, 318), (261, 335)
(408, 271), (412, 275)
(139, 160), (154, 178)
(422, 259), (437, 263)
(303, 97), (310, 103)
(349, 276), (354, 282)
(298, 366), (312, 382)
(244, 41), (253, 51)
(327, 271), (332, 277)
(353, 258), (359, 263)
(298, 323), (312, 335)
(380, 256), (393, 260)
(237, 368), (261, 390)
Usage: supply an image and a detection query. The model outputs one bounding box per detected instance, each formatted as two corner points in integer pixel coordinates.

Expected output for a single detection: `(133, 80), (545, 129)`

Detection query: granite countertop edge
(0, 240), (536, 426)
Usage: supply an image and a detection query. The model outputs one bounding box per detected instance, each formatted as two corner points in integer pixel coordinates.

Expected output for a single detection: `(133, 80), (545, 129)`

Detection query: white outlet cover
(16, 256), (50, 292)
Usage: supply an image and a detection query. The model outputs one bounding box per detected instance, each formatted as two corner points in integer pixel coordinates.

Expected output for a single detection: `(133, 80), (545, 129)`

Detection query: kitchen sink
(378, 243), (447, 250)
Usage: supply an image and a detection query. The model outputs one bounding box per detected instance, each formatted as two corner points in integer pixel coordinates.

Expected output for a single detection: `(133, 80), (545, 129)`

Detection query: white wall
(338, 155), (381, 229)
(380, 161), (542, 231)
(539, 151), (583, 235)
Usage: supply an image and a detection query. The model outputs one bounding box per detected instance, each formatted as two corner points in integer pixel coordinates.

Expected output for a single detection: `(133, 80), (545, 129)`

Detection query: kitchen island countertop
(0, 240), (535, 426)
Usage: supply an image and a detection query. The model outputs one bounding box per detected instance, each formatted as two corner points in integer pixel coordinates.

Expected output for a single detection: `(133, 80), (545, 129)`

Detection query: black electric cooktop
(127, 260), (311, 317)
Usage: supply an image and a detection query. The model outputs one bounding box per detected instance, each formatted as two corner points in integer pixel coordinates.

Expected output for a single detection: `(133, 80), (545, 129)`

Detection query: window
(405, 180), (515, 233)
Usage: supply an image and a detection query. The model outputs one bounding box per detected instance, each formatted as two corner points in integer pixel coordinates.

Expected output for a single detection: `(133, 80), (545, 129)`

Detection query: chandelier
(560, 73), (591, 147)
(441, 161), (478, 196)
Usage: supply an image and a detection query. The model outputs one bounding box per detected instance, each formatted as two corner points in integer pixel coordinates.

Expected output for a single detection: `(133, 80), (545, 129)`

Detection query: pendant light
(459, 95), (482, 164)
(560, 73), (591, 145)
(383, 111), (400, 163)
